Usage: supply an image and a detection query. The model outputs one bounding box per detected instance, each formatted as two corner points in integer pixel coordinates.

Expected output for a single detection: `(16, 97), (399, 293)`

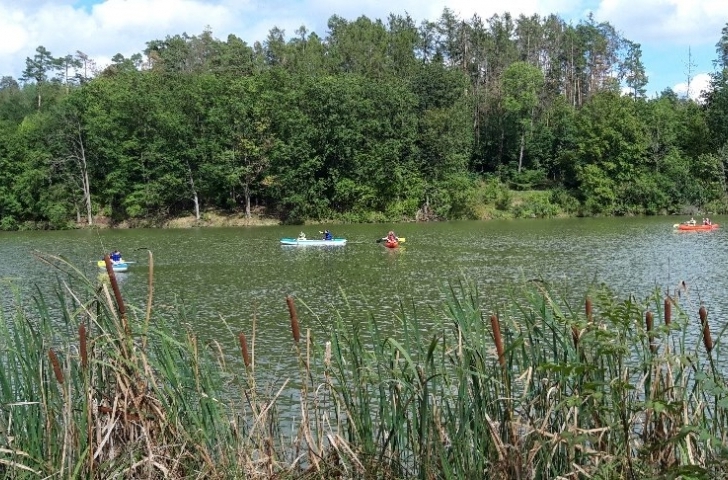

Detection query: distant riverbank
(6, 183), (719, 232)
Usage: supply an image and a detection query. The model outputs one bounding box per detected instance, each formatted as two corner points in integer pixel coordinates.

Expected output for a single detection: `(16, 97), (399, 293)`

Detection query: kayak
(97, 260), (130, 272)
(675, 223), (719, 231)
(280, 238), (347, 246)
(383, 240), (399, 248)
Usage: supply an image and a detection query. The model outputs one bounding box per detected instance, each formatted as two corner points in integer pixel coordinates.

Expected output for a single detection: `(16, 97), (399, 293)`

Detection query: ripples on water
(1, 217), (726, 376)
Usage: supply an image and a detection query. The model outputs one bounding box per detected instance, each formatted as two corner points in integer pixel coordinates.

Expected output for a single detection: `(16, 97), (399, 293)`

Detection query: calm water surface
(1, 216), (726, 370)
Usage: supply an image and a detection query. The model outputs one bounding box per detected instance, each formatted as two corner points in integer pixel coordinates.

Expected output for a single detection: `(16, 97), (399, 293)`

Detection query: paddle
(376, 237), (406, 243)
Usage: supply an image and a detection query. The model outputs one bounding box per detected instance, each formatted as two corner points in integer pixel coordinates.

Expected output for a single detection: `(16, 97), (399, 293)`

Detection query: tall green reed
(2, 255), (728, 479)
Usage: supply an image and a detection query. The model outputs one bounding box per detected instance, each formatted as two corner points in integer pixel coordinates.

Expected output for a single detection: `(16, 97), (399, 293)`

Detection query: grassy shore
(1, 255), (727, 478)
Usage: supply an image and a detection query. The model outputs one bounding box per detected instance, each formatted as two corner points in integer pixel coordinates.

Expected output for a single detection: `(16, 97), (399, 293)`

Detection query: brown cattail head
(490, 314), (505, 367)
(664, 297), (672, 326)
(104, 255), (128, 332)
(645, 311), (656, 354)
(79, 324), (88, 369)
(571, 325), (580, 349)
(585, 297), (593, 323)
(49, 349), (64, 384)
(324, 341), (332, 368)
(645, 311), (653, 333)
(699, 306), (713, 353)
(286, 295), (300, 343)
(238, 332), (250, 368)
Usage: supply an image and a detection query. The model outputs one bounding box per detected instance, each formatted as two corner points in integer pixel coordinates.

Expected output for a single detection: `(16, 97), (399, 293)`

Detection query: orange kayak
(384, 240), (399, 248)
(676, 223), (719, 231)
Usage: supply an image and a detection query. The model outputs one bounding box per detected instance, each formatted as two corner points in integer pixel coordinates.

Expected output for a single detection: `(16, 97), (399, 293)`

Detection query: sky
(0, 0), (725, 100)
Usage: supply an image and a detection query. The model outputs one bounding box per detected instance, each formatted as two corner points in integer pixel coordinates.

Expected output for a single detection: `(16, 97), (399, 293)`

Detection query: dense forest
(2, 10), (728, 229)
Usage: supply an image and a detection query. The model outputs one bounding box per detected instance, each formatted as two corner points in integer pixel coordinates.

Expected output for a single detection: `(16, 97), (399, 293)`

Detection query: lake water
(1, 216), (726, 368)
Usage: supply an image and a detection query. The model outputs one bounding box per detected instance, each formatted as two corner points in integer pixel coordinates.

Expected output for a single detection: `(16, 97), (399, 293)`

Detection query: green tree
(716, 22), (728, 69)
(21, 46), (56, 110)
(502, 61), (544, 173)
(621, 40), (647, 99)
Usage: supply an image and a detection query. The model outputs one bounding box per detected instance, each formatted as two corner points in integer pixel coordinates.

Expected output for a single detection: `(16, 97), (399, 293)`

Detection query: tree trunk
(518, 130), (525, 173)
(82, 168), (93, 225)
(75, 123), (93, 225)
(188, 167), (200, 220)
(244, 183), (251, 220)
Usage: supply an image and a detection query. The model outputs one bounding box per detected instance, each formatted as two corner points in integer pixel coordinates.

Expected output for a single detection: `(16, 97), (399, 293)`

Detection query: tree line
(1, 10), (728, 229)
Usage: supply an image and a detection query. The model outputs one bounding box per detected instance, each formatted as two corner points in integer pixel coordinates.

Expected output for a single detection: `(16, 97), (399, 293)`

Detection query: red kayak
(384, 240), (399, 248)
(676, 223), (719, 231)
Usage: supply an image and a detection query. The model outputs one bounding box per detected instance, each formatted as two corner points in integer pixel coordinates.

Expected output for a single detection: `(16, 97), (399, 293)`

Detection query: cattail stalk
(104, 255), (128, 334)
(664, 297), (672, 326)
(238, 332), (251, 368)
(286, 295), (300, 343)
(490, 314), (505, 367)
(49, 349), (64, 384)
(699, 306), (713, 353)
(79, 324), (88, 369)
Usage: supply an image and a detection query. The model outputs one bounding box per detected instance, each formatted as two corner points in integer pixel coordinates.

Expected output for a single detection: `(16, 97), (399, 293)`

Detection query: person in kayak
(110, 250), (122, 262)
(386, 231), (398, 243)
(298, 232), (306, 240)
(323, 230), (333, 240)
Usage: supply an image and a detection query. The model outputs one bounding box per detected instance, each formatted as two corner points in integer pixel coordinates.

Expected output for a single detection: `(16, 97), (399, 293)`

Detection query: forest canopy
(1, 9), (728, 229)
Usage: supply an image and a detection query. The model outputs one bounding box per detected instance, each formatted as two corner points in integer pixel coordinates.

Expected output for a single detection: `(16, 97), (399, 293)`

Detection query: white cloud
(594, 0), (728, 45)
(0, 6), (29, 56)
(0, 0), (722, 96)
(673, 72), (712, 101)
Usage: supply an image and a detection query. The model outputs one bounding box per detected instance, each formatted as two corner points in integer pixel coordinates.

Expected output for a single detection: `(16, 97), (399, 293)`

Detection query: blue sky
(1, 0), (725, 99)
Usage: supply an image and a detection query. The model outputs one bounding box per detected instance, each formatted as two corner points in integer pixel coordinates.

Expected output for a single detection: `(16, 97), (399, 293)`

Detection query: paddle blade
(398, 237), (406, 243)
(376, 238), (384, 243)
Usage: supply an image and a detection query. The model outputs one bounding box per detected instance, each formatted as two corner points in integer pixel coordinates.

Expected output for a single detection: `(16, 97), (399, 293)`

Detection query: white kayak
(280, 238), (347, 246)
(97, 260), (129, 272)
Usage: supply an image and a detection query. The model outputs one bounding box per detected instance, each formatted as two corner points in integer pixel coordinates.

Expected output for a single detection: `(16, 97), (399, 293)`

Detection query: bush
(512, 191), (560, 218)
(550, 188), (580, 214)
(0, 215), (18, 231)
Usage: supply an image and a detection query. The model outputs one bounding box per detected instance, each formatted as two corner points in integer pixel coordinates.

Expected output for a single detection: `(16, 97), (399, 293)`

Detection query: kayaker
(386, 231), (398, 243)
(298, 232), (306, 240)
(323, 230), (333, 240)
(688, 217), (696, 226)
(110, 250), (122, 262)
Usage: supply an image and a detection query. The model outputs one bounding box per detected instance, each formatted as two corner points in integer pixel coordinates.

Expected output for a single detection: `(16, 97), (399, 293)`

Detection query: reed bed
(0, 255), (727, 479)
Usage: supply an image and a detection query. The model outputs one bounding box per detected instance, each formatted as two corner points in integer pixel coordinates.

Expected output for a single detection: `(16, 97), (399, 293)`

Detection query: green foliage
(550, 188), (581, 214)
(429, 174), (479, 219)
(0, 12), (727, 227)
(577, 164), (617, 215)
(512, 190), (560, 218)
(0, 214), (18, 230)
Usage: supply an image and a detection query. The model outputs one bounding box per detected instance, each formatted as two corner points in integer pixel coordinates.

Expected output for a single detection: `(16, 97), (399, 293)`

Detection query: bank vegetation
(2, 12), (728, 230)
(0, 254), (727, 478)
